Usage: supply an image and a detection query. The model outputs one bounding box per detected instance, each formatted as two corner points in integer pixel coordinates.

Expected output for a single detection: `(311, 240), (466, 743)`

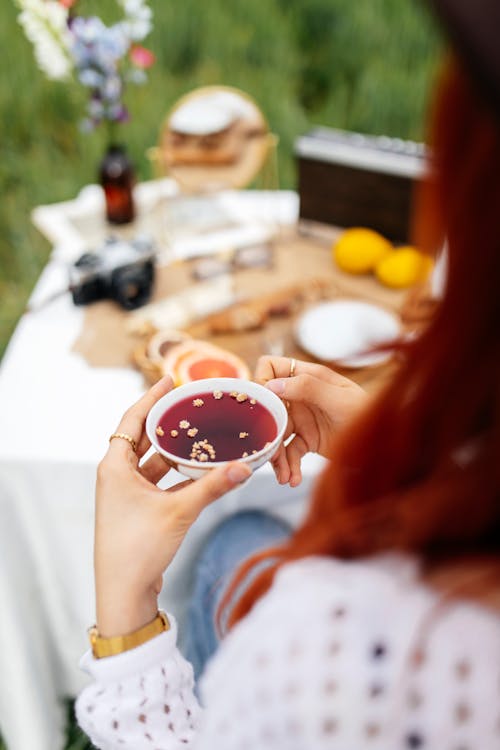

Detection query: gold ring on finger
(289, 358), (296, 377)
(109, 432), (137, 452)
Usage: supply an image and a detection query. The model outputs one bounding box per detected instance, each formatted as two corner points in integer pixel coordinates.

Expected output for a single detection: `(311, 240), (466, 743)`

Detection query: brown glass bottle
(99, 144), (135, 224)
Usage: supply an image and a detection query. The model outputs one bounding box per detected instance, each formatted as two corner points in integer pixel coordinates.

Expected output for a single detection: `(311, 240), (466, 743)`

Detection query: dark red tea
(155, 389), (277, 462)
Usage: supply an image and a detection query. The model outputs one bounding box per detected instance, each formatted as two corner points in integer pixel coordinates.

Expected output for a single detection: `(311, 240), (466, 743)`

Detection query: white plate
(295, 300), (400, 368)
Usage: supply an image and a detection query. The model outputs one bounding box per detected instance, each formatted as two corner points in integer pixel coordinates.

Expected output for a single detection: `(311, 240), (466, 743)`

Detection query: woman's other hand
(255, 356), (367, 488)
(94, 375), (251, 638)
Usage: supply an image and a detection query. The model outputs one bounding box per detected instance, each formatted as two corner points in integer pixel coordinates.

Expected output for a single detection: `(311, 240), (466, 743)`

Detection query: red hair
(221, 59), (500, 630)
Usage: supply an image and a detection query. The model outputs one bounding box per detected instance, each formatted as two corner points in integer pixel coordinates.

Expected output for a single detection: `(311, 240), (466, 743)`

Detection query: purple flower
(102, 74), (123, 102)
(107, 103), (129, 123)
(65, 3), (154, 130)
(78, 68), (103, 87)
(88, 98), (105, 118)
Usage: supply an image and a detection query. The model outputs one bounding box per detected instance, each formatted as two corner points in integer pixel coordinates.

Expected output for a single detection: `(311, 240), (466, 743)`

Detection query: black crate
(295, 127), (428, 243)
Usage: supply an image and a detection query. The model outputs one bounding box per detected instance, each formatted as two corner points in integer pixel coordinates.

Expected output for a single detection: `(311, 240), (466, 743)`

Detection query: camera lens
(71, 252), (106, 305)
(110, 261), (154, 310)
(72, 278), (106, 305)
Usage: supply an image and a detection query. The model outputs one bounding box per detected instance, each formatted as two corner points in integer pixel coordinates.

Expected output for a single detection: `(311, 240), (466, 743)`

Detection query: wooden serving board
(72, 227), (407, 394)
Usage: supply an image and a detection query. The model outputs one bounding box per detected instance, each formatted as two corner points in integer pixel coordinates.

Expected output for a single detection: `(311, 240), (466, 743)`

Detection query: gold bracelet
(88, 611), (170, 659)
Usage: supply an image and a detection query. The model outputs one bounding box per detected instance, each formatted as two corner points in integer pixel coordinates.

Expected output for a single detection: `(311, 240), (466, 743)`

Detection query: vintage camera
(70, 236), (156, 310)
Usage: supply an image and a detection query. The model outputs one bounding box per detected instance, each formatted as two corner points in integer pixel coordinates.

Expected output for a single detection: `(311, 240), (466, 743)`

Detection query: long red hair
(221, 58), (500, 630)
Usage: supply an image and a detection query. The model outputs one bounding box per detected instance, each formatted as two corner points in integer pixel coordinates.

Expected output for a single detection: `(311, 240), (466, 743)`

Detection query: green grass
(0, 1), (441, 747)
(0, 0), (441, 362)
(64, 701), (95, 750)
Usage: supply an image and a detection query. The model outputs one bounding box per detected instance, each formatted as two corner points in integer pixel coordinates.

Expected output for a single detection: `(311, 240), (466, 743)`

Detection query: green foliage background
(0, 0), (442, 364)
(0, 2), (442, 746)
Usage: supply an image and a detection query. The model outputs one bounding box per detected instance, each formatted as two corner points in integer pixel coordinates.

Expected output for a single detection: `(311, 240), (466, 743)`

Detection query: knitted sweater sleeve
(76, 556), (500, 750)
(75, 616), (202, 749)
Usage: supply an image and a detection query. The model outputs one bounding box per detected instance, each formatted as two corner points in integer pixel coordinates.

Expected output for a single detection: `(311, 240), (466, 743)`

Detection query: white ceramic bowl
(146, 377), (288, 480)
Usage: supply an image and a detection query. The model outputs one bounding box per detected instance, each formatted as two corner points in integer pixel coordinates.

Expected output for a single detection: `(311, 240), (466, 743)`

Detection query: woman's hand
(94, 375), (251, 638)
(255, 356), (367, 488)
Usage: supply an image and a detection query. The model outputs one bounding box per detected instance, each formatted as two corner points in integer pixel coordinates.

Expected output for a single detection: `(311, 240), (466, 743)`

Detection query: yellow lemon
(375, 247), (434, 289)
(333, 228), (393, 274)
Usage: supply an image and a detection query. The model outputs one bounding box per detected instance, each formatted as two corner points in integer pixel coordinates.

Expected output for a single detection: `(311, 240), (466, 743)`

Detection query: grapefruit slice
(147, 329), (191, 363)
(161, 340), (250, 385)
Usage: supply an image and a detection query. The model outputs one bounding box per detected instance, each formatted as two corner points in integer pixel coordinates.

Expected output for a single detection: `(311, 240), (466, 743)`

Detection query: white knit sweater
(76, 555), (500, 749)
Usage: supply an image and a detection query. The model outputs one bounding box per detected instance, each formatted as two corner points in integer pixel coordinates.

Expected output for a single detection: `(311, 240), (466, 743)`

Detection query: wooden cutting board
(72, 227), (407, 394)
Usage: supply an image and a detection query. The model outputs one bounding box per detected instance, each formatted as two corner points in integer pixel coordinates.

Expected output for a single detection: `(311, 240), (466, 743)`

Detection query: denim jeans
(183, 510), (292, 681)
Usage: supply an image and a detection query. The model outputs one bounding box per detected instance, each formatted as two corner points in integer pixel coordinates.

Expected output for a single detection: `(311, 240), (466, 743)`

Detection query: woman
(76, 2), (500, 748)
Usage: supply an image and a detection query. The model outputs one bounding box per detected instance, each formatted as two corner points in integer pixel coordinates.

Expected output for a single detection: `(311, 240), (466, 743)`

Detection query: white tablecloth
(0, 188), (325, 750)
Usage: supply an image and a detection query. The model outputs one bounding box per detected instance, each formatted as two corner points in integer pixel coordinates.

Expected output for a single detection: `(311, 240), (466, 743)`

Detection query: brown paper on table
(72, 229), (406, 394)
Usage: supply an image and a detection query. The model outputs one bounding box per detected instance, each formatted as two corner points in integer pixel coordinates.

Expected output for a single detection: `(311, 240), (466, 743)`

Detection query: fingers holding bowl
(255, 355), (323, 384)
(109, 375), (174, 462)
(270, 443), (291, 485)
(285, 433), (309, 487)
(174, 462), (252, 520)
(255, 355), (302, 385)
(256, 355), (357, 392)
(138, 452), (173, 485)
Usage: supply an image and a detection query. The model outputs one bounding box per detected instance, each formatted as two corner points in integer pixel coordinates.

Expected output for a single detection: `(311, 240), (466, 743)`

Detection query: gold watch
(88, 611), (170, 658)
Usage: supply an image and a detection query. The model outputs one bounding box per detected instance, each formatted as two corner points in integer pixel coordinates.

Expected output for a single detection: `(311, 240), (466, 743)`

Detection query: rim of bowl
(146, 377), (288, 468)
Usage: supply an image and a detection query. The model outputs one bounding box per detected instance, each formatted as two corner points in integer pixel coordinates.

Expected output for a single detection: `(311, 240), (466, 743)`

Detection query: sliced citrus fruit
(147, 329), (191, 363)
(375, 247), (434, 289)
(333, 227), (393, 274)
(162, 341), (222, 384)
(178, 351), (250, 382)
(162, 340), (250, 385)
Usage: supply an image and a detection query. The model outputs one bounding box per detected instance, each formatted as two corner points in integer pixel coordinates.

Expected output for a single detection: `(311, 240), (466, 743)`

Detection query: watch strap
(88, 611), (170, 659)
